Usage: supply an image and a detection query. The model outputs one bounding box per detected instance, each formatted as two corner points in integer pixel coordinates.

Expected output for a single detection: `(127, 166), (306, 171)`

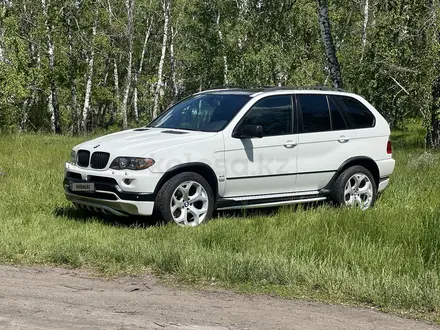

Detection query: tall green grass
(1, 126), (440, 319)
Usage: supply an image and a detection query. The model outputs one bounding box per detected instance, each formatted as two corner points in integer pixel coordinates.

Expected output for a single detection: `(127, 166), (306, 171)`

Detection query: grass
(1, 124), (440, 321)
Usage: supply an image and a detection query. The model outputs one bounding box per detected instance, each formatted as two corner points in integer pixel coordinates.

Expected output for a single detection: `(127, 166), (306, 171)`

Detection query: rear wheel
(331, 165), (377, 210)
(156, 172), (214, 226)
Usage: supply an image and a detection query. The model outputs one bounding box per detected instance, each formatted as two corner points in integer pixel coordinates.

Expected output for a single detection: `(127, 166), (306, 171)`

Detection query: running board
(224, 191), (320, 202)
(217, 196), (327, 211)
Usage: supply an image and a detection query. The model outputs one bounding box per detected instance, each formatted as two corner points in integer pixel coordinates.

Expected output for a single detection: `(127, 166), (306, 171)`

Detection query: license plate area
(70, 182), (95, 193)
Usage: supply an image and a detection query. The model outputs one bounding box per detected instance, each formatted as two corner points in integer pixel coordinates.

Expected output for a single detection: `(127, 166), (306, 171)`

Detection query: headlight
(70, 150), (77, 165)
(110, 157), (155, 170)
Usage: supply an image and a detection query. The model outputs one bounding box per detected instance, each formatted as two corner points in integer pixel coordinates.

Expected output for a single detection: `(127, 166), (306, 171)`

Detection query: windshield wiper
(157, 126), (205, 132)
(176, 127), (203, 132)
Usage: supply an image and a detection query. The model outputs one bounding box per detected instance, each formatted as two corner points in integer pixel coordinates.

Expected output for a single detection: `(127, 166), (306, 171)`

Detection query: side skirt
(216, 191), (327, 211)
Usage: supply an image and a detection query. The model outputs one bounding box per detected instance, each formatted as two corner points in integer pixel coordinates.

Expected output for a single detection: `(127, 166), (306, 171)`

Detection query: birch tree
(81, 12), (97, 132)
(361, 0), (369, 60)
(65, 9), (79, 133)
(169, 26), (179, 101)
(235, 0), (249, 83)
(42, 0), (61, 133)
(113, 57), (120, 120)
(107, 0), (120, 124)
(426, 0), (440, 148)
(0, 1), (7, 63)
(216, 12), (229, 85)
(133, 19), (152, 122)
(316, 0), (343, 89)
(152, 0), (170, 118)
(121, 0), (134, 130)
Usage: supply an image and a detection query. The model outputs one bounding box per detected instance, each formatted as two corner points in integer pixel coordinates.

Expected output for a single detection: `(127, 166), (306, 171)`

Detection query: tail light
(387, 140), (392, 155)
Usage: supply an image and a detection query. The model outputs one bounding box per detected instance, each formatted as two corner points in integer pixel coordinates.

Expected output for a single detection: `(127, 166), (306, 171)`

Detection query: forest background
(0, 0), (439, 146)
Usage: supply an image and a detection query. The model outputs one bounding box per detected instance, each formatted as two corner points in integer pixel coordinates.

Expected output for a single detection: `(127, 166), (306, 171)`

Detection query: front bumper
(64, 162), (159, 216)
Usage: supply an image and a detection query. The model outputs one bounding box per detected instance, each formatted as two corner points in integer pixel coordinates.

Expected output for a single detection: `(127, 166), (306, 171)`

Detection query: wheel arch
(154, 162), (219, 200)
(321, 157), (380, 195)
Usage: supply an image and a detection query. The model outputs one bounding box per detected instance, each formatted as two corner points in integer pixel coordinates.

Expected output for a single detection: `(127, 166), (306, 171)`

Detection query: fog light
(123, 179), (134, 185)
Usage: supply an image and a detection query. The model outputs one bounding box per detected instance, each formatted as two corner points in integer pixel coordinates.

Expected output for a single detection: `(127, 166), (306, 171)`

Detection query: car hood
(75, 128), (218, 156)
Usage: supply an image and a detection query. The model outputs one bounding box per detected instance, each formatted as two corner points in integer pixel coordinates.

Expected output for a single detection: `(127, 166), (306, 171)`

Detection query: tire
(331, 165), (377, 210)
(155, 172), (214, 226)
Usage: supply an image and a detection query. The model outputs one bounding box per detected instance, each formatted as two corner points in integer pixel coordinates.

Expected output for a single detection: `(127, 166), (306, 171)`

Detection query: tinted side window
(337, 96), (375, 129)
(239, 96), (292, 137)
(328, 96), (348, 130)
(298, 94), (331, 133)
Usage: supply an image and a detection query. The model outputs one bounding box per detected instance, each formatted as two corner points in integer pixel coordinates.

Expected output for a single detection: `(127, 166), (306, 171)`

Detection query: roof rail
(263, 86), (348, 93)
(199, 85), (348, 93)
(203, 85), (271, 91)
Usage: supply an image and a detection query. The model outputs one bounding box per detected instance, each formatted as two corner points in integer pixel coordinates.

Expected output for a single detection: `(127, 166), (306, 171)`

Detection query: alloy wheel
(170, 180), (209, 226)
(344, 173), (374, 210)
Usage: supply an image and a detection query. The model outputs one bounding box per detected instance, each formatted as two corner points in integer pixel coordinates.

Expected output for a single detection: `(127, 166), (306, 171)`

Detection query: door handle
(338, 136), (350, 144)
(284, 141), (298, 149)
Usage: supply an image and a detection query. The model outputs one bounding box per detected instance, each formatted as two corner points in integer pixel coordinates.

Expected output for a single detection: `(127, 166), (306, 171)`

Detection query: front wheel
(331, 165), (377, 210)
(156, 172), (214, 226)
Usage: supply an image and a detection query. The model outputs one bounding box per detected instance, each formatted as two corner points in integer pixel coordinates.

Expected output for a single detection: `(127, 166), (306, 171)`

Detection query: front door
(223, 95), (298, 197)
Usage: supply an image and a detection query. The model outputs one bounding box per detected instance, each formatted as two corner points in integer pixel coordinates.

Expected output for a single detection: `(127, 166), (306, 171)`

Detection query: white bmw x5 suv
(64, 87), (395, 226)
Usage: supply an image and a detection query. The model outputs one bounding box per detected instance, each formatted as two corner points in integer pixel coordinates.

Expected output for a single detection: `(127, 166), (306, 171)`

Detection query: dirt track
(0, 266), (437, 330)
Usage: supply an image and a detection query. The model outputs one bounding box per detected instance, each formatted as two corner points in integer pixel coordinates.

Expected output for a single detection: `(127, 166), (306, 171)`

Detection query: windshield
(148, 93), (250, 132)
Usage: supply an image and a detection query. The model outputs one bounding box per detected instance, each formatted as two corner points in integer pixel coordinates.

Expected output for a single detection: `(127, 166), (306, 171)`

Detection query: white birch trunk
(0, 1), (10, 63)
(0, 25), (4, 63)
(361, 0), (369, 61)
(216, 13), (229, 85)
(113, 58), (120, 117)
(44, 0), (55, 133)
(121, 0), (134, 130)
(236, 0), (248, 82)
(133, 86), (139, 122)
(153, 0), (170, 119)
(81, 21), (97, 132)
(170, 26), (179, 100)
(134, 20), (152, 122)
(67, 14), (79, 134)
(34, 43), (41, 68)
(107, 0), (120, 122)
(20, 99), (28, 131)
(48, 92), (55, 132)
(42, 0), (60, 133)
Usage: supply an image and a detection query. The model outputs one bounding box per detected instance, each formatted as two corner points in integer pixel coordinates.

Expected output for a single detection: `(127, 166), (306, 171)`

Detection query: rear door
(334, 95), (382, 160)
(295, 94), (355, 192)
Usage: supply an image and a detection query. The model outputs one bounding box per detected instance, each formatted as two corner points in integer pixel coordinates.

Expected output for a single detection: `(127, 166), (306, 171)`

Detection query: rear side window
(298, 94), (331, 133)
(336, 96), (375, 129)
(328, 97), (348, 130)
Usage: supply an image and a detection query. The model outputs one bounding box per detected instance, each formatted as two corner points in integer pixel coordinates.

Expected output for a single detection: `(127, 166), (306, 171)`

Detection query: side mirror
(234, 124), (264, 138)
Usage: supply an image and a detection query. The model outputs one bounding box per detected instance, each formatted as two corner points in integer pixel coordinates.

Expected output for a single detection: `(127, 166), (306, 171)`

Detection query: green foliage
(0, 0), (439, 133)
(332, 1), (439, 128)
